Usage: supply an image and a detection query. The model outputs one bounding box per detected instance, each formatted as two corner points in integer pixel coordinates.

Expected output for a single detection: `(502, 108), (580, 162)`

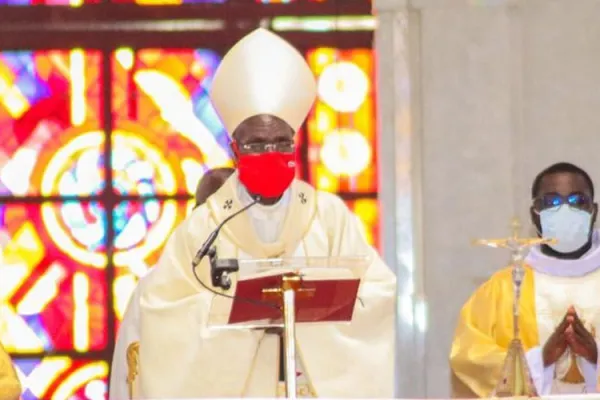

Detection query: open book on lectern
(206, 255), (370, 330)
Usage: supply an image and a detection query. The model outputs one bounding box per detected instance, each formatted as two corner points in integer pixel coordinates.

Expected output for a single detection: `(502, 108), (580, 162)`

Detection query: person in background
(109, 167), (235, 400)
(450, 162), (600, 397)
(0, 341), (21, 400)
(194, 167), (234, 208)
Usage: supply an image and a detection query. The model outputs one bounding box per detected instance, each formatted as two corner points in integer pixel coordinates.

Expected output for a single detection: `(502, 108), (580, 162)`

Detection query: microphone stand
(192, 195), (303, 398)
(209, 247), (239, 290)
(191, 198), (260, 290)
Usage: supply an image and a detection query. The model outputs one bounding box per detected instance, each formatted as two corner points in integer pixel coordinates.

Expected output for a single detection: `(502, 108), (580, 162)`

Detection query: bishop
(109, 28), (396, 399)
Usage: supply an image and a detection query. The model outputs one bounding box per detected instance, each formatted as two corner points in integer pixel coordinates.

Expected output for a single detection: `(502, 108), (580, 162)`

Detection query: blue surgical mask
(540, 205), (592, 253)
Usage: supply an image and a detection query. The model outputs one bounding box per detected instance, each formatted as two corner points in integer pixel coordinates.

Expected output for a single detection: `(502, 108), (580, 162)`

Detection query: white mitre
(210, 28), (317, 135)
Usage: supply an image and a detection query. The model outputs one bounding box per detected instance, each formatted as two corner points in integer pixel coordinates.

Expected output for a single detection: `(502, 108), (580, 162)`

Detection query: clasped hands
(543, 306), (597, 367)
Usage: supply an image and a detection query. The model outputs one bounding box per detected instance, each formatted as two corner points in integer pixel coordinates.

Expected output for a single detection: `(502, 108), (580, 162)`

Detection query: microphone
(191, 197), (260, 268)
(190, 194), (280, 312)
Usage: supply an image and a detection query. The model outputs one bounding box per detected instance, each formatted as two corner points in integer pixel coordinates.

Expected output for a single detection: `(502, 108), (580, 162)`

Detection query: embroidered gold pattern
(276, 382), (316, 398)
(126, 342), (140, 399)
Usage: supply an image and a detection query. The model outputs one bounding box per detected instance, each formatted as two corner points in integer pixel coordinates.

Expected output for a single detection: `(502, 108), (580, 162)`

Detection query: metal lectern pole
(262, 274), (308, 399)
(282, 286), (298, 399)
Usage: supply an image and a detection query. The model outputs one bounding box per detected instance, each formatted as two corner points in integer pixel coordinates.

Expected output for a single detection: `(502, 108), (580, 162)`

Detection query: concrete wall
(375, 0), (600, 397)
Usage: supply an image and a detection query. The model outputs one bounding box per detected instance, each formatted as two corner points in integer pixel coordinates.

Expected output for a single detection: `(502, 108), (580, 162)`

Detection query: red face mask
(232, 143), (296, 199)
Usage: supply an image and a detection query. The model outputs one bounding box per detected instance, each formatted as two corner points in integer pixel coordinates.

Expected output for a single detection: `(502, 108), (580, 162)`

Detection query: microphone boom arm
(191, 197), (260, 290)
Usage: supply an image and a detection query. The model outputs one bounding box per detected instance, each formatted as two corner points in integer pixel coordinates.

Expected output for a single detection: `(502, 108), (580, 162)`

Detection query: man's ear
(229, 141), (238, 162)
(530, 205), (541, 236)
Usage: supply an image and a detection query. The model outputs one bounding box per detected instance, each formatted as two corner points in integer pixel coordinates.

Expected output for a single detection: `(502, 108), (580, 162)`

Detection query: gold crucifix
(473, 217), (557, 397)
(472, 217), (556, 329)
(472, 217), (556, 300)
(472, 217), (555, 261)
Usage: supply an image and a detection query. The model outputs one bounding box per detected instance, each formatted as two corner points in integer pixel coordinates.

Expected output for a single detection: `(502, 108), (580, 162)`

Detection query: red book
(228, 274), (361, 324)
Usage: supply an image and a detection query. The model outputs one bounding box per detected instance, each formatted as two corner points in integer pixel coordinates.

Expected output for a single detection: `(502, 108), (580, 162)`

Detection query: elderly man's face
(231, 114), (294, 156)
(230, 114), (297, 201)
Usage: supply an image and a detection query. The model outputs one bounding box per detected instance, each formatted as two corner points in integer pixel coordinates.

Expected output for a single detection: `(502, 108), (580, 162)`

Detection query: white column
(375, 0), (520, 397)
(374, 0), (426, 397)
(418, 3), (516, 397)
(517, 0), (600, 208)
(376, 0), (600, 397)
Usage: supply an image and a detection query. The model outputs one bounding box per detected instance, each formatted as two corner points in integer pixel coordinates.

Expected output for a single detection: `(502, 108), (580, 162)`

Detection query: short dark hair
(531, 162), (594, 199)
(195, 167), (235, 206)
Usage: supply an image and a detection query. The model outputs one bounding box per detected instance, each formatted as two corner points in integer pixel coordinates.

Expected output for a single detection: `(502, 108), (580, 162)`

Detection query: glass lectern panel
(207, 255), (370, 330)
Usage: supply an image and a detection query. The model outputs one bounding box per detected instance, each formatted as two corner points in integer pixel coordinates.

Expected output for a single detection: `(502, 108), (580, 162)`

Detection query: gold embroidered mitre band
(209, 28), (317, 135)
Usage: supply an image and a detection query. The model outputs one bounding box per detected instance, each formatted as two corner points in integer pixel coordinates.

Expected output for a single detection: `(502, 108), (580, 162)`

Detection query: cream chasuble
(450, 262), (600, 398)
(132, 175), (396, 398)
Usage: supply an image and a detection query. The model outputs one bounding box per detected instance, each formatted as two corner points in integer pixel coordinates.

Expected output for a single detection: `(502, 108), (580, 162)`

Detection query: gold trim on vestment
(126, 342), (140, 400)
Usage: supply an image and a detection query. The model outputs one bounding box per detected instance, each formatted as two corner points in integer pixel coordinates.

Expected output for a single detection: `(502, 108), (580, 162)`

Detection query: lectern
(206, 255), (370, 399)
(125, 255), (369, 399)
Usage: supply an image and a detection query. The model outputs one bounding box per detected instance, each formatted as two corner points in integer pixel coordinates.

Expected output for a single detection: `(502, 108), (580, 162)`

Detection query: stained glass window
(110, 0), (225, 4)
(0, 0), (99, 5)
(256, 0), (315, 3)
(0, 50), (103, 197)
(0, 49), (108, 398)
(305, 48), (376, 194)
(304, 47), (377, 246)
(14, 357), (108, 399)
(111, 48), (231, 197)
(346, 198), (379, 249)
(1, 45), (377, 399)
(104, 0), (366, 5)
(112, 199), (194, 332)
(0, 202), (108, 353)
(272, 16), (376, 32)
(257, 0), (368, 3)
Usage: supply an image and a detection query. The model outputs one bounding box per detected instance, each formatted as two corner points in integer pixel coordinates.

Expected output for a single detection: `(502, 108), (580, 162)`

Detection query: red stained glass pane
(346, 198), (379, 249)
(256, 0), (366, 3)
(0, 50), (103, 196)
(111, 48), (233, 196)
(111, 0), (224, 3)
(13, 357), (108, 400)
(113, 199), (194, 333)
(106, 0), (367, 4)
(0, 202), (108, 353)
(305, 48), (377, 194)
(0, 0), (99, 5)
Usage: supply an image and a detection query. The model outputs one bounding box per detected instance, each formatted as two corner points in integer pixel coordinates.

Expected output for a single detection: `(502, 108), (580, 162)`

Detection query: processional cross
(473, 217), (555, 397)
